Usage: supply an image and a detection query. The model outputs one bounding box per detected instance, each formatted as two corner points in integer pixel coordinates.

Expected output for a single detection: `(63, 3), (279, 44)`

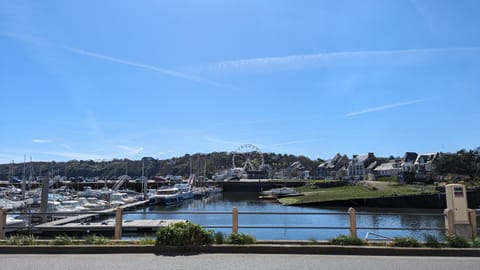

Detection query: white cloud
(345, 99), (426, 117)
(32, 139), (54, 143)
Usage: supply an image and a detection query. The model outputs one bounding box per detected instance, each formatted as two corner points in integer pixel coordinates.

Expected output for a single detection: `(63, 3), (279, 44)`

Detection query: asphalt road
(1, 254), (480, 270)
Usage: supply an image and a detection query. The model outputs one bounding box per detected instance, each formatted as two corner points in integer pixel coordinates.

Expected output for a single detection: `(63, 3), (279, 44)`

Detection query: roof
(415, 153), (439, 164)
(374, 161), (400, 171)
(318, 153), (349, 169)
(403, 152), (418, 162)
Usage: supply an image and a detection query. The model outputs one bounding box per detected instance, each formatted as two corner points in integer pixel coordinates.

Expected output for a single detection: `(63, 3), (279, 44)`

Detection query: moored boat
(259, 187), (303, 199)
(149, 187), (183, 206)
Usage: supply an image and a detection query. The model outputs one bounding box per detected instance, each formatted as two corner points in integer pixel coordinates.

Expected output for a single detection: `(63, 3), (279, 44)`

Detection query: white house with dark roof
(347, 153), (376, 181)
(318, 153), (350, 180)
(399, 152), (418, 183)
(414, 152), (439, 182)
(374, 161), (401, 177)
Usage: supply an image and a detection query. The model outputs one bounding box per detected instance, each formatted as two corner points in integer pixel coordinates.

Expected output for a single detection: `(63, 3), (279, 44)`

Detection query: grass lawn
(279, 181), (438, 205)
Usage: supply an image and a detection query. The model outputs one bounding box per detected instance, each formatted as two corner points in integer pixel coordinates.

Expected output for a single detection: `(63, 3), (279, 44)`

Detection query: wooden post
(348, 207), (357, 239)
(469, 209), (477, 239)
(0, 208), (6, 240)
(114, 207), (123, 240)
(444, 208), (455, 236)
(232, 207), (238, 234)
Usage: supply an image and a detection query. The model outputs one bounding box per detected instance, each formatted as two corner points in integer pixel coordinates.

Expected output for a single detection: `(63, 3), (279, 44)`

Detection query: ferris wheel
(232, 144), (265, 171)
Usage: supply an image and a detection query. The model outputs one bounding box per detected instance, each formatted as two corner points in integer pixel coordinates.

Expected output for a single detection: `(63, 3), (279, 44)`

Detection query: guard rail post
(444, 208), (455, 236)
(348, 207), (357, 238)
(468, 209), (477, 239)
(232, 207), (238, 234)
(0, 208), (6, 240)
(114, 207), (123, 240)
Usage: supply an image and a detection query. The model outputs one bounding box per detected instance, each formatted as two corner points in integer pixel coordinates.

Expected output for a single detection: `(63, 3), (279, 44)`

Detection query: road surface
(1, 254), (479, 270)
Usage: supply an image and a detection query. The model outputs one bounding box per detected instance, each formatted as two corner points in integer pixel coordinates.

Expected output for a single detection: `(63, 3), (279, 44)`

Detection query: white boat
(208, 186), (223, 194)
(109, 192), (137, 207)
(149, 187), (183, 206)
(6, 215), (28, 232)
(61, 200), (89, 212)
(77, 197), (110, 211)
(174, 184), (194, 200)
(259, 187), (303, 199)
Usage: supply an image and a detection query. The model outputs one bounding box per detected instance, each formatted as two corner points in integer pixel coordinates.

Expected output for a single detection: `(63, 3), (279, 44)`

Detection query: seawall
(296, 191), (480, 209)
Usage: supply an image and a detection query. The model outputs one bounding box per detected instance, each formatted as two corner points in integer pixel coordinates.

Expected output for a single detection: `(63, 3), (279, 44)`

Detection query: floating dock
(32, 200), (185, 235)
(35, 218), (186, 234)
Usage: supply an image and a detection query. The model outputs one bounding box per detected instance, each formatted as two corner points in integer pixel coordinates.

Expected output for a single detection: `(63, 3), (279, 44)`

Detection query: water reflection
(125, 193), (445, 241)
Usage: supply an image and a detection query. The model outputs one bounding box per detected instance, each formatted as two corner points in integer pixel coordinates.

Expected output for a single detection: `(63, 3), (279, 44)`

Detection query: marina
(1, 179), (479, 241)
(2, 190), (456, 241)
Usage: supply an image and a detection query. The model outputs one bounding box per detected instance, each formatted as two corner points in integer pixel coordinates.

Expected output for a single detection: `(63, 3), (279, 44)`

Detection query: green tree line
(0, 152), (322, 180)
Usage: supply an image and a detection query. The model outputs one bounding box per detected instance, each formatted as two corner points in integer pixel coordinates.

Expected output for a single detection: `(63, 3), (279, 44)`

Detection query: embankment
(292, 191), (480, 209)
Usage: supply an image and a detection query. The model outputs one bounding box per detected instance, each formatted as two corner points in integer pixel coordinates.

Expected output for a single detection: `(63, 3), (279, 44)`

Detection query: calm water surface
(126, 192), (445, 241)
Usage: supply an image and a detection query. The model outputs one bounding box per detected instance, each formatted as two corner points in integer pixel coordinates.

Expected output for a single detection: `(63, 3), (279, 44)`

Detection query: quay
(35, 200), (150, 227)
(34, 218), (185, 235)
(31, 200), (185, 235)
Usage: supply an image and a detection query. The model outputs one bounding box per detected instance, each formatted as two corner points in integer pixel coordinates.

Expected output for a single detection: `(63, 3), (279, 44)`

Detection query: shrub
(214, 231), (225, 244)
(445, 234), (471, 248)
(391, 237), (421, 247)
(155, 222), (213, 248)
(226, 233), (256, 245)
(6, 234), (36, 246)
(329, 235), (367, 246)
(50, 235), (74, 245)
(84, 234), (110, 245)
(423, 234), (442, 248)
(471, 237), (480, 248)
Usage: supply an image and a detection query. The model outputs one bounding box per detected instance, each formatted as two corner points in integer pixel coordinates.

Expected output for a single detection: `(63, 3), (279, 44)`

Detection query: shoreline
(282, 191), (480, 209)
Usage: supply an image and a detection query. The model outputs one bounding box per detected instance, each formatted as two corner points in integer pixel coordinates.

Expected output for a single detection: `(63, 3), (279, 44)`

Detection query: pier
(31, 200), (187, 235)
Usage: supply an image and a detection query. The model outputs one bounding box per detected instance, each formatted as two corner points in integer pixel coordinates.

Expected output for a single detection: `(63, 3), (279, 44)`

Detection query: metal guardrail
(1, 208), (479, 240)
(132, 210), (448, 231)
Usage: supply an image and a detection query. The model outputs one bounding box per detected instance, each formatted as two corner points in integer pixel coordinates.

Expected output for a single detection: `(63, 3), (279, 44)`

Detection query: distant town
(1, 144), (478, 185)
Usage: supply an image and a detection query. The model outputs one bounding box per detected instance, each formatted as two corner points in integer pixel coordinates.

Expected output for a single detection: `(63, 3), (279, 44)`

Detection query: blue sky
(1, 0), (479, 163)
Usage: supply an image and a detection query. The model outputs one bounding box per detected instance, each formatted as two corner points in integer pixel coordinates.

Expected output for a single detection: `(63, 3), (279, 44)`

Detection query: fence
(0, 207), (478, 241)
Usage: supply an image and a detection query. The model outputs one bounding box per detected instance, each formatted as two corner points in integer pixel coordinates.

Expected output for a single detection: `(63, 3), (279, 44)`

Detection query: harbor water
(125, 192), (446, 241)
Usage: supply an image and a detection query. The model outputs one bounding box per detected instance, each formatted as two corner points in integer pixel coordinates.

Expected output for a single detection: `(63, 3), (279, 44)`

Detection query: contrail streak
(345, 99), (426, 117)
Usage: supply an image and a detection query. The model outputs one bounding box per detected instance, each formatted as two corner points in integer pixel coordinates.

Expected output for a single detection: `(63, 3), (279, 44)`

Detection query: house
(288, 161), (308, 179)
(347, 153), (377, 181)
(374, 160), (401, 178)
(399, 152), (418, 183)
(318, 153), (350, 180)
(414, 153), (439, 182)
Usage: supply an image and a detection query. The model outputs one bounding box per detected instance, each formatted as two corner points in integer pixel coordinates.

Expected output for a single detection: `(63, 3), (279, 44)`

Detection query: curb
(1, 245), (480, 256)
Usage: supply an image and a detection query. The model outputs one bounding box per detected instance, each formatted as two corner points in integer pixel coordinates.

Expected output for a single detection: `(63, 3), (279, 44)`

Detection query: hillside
(0, 152), (322, 180)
